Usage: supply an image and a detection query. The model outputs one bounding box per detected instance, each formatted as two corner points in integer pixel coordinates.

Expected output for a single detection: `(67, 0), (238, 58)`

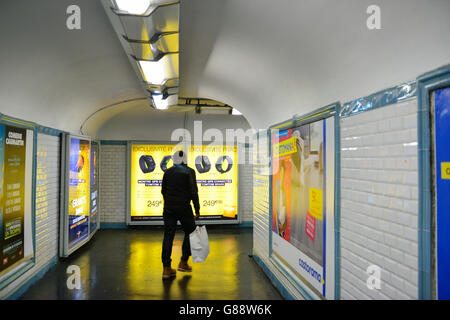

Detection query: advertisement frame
(268, 102), (340, 300)
(60, 134), (100, 258)
(0, 114), (36, 290)
(417, 64), (450, 300)
(126, 140), (241, 226)
(89, 140), (101, 237)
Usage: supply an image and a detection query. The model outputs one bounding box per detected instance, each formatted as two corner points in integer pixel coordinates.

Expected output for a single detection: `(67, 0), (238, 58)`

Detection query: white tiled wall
(340, 99), (419, 300)
(238, 144), (253, 223)
(99, 144), (127, 224)
(252, 135), (270, 257)
(1, 133), (60, 299)
(99, 144), (254, 224)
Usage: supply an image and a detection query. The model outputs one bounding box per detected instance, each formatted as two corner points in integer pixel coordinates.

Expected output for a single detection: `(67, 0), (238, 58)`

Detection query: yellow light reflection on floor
(126, 232), (239, 300)
(73, 254), (91, 300)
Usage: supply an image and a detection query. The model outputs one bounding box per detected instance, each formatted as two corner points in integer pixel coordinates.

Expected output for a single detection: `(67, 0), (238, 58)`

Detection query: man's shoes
(177, 260), (192, 272)
(162, 266), (177, 279)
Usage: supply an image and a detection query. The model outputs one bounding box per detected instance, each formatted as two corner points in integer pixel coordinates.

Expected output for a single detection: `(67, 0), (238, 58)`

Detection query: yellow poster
(309, 188), (323, 220)
(273, 136), (297, 158)
(130, 144), (238, 221)
(188, 145), (238, 218)
(68, 138), (90, 247)
(441, 162), (450, 180)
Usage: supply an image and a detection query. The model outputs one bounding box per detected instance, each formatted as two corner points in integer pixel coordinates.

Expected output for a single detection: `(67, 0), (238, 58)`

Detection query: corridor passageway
(0, 0), (449, 303)
(19, 228), (282, 300)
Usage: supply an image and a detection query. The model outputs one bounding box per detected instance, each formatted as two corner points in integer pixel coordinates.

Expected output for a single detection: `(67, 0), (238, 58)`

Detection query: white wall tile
(340, 99), (419, 300)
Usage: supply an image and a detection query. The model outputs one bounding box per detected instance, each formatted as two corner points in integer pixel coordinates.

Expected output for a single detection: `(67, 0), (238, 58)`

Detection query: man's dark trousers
(162, 205), (196, 267)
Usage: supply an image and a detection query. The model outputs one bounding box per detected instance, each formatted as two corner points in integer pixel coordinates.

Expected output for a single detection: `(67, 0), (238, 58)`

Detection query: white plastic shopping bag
(189, 225), (210, 263)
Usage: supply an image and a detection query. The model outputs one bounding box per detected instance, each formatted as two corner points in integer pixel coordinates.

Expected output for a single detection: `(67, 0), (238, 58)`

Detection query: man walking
(161, 150), (200, 279)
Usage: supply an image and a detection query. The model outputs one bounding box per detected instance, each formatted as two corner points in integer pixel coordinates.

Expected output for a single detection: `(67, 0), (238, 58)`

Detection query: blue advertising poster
(434, 86), (450, 300)
(68, 138), (90, 248)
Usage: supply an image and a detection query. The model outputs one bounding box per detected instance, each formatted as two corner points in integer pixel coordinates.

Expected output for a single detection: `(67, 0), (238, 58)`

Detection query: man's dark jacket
(161, 164), (200, 215)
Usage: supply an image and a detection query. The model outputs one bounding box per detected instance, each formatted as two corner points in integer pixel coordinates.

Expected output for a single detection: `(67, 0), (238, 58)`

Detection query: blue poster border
(268, 102), (340, 300)
(417, 64), (450, 300)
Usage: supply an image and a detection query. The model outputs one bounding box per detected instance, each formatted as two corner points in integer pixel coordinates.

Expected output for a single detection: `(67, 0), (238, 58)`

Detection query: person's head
(172, 150), (187, 165)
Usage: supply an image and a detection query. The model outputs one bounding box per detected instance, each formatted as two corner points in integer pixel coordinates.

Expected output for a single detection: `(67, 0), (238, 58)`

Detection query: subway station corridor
(1, 0), (450, 306)
(19, 228), (282, 300)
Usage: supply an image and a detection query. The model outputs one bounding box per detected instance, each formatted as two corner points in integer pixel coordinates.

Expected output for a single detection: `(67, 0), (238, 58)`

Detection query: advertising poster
(271, 119), (328, 297)
(68, 138), (90, 248)
(189, 144), (238, 219)
(434, 87), (450, 300)
(130, 144), (238, 222)
(90, 141), (99, 233)
(0, 125), (26, 272)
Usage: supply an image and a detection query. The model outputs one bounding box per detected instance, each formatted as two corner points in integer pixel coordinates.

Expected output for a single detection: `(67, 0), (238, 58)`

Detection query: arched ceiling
(0, 0), (449, 135)
(0, 0), (145, 133)
(82, 101), (251, 141)
(179, 0), (450, 129)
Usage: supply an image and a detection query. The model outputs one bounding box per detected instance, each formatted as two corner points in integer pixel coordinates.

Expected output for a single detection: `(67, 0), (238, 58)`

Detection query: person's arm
(161, 171), (167, 197)
(189, 169), (200, 217)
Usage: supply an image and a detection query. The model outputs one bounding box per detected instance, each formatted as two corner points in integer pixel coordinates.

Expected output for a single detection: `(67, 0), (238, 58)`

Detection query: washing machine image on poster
(272, 119), (327, 296)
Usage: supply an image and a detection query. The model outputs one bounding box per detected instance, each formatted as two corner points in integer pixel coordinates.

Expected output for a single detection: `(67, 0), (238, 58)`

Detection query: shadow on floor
(19, 228), (283, 300)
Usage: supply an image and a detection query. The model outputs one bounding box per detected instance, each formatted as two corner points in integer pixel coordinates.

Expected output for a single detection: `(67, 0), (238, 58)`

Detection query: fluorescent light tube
(138, 54), (177, 85)
(232, 108), (243, 115)
(153, 94), (177, 110)
(115, 0), (151, 14)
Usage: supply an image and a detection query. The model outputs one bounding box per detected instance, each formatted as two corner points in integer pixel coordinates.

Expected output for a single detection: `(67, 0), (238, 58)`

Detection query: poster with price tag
(188, 145), (238, 219)
(129, 143), (238, 222)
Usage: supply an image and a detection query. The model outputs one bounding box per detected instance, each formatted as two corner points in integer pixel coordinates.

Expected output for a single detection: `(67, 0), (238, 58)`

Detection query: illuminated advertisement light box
(0, 124), (34, 279)
(271, 115), (335, 299)
(129, 143), (238, 223)
(68, 138), (90, 249)
(61, 135), (100, 258)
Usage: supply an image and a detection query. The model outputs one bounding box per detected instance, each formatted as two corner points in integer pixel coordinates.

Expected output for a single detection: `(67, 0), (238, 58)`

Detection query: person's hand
(195, 213), (200, 220)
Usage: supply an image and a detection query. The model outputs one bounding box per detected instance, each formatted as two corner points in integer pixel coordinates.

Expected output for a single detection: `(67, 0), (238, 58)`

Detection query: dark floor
(19, 227), (283, 300)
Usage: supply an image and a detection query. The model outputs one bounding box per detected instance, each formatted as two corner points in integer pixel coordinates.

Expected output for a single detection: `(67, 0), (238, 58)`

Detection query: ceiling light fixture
(232, 108), (243, 115)
(138, 54), (178, 85)
(114, 0), (151, 15)
(153, 94), (178, 110)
